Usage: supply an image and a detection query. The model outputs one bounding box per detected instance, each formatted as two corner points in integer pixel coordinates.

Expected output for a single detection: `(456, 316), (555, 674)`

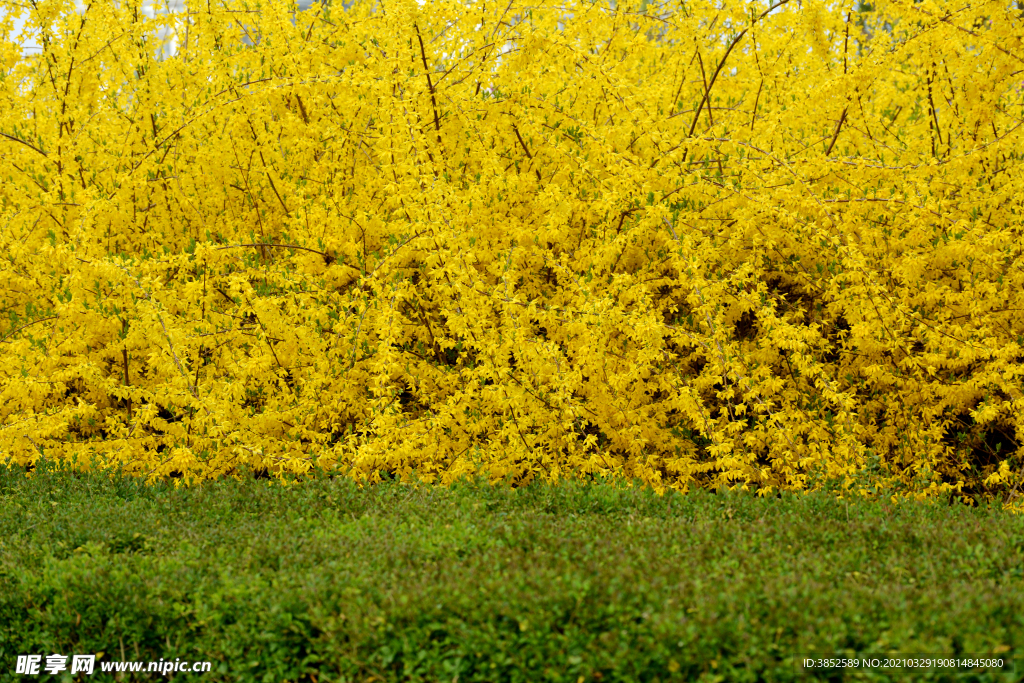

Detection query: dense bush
(0, 0), (1021, 507)
(1, 461), (1021, 682)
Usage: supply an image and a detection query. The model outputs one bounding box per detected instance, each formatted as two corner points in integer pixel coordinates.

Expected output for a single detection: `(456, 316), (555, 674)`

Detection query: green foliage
(0, 463), (1021, 682)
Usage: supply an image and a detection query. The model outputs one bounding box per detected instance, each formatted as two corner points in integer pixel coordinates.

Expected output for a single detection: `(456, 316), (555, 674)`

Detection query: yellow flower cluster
(1, 0), (1021, 510)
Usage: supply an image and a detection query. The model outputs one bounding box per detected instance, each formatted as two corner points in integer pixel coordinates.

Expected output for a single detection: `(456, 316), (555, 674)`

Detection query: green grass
(1, 459), (1022, 682)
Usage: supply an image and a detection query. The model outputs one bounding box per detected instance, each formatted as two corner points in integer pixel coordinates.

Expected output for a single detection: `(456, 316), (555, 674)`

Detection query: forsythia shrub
(0, 0), (1022, 508)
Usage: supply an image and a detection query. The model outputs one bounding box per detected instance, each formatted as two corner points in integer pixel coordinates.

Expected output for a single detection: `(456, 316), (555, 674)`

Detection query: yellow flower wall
(1, 0), (1021, 509)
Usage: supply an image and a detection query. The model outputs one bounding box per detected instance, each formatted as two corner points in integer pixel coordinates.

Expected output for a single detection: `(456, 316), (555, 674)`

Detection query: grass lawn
(1, 461), (1022, 682)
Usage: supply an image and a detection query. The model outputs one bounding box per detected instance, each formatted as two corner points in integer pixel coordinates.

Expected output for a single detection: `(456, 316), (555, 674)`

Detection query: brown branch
(413, 22), (443, 178)
(0, 316), (59, 344)
(512, 125), (543, 182)
(11, 163), (51, 194)
(825, 107), (848, 156)
(121, 320), (132, 421)
(264, 171), (290, 215)
(696, 48), (714, 130)
(750, 78), (763, 131)
(216, 242), (331, 259)
(241, 294), (289, 383)
(843, 12), (851, 76)
(246, 119), (290, 215)
(294, 94), (310, 125)
(412, 301), (442, 364)
(927, 64), (942, 158)
(512, 124), (533, 159)
(503, 386), (536, 454)
(0, 132), (49, 157)
(689, 0), (791, 138)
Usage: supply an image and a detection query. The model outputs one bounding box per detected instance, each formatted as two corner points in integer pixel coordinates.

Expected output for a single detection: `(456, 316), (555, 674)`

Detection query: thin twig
(0, 316), (59, 344)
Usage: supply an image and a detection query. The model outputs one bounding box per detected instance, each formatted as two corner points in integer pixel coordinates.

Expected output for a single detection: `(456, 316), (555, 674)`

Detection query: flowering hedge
(1, 0), (1021, 509)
